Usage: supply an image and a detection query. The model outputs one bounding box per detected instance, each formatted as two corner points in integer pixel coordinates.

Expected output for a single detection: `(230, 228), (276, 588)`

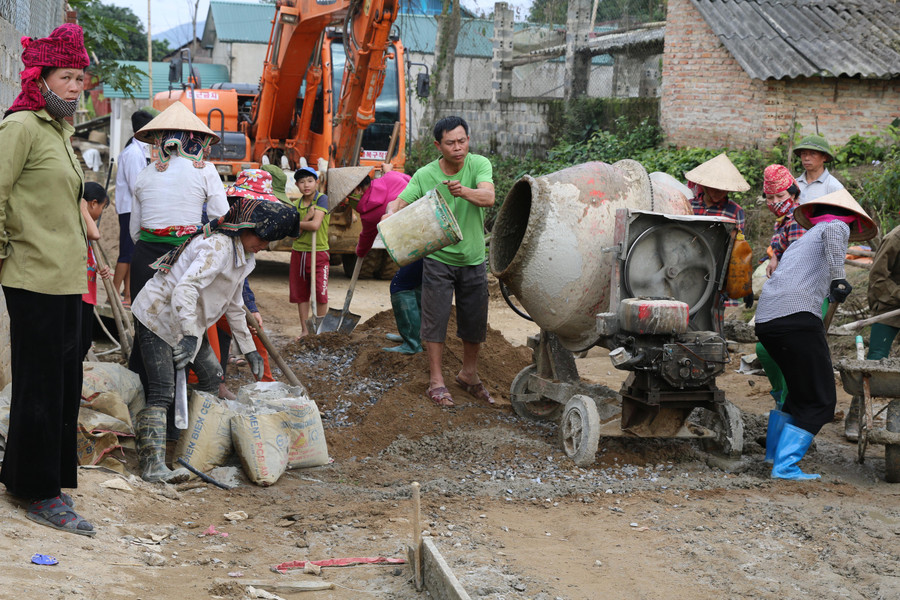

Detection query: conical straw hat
(794, 189), (878, 242)
(684, 153), (750, 193)
(326, 166), (372, 212)
(134, 101), (220, 145)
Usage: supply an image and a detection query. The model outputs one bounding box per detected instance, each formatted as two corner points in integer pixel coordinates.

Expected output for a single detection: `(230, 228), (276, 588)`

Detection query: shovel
(317, 254), (364, 334)
(830, 306), (900, 336)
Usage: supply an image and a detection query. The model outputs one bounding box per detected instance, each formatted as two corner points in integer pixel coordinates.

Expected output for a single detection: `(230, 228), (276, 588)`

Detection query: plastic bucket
(377, 188), (463, 266)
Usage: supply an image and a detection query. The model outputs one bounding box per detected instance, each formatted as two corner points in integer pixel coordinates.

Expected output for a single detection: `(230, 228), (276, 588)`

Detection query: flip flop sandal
(26, 497), (96, 537)
(455, 376), (497, 406)
(426, 386), (455, 408)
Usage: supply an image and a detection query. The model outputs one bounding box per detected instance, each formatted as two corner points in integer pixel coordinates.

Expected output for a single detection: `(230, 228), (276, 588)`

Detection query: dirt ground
(2, 250), (899, 600)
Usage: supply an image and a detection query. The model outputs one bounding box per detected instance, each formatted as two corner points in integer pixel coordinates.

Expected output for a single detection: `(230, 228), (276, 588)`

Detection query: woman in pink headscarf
(0, 24), (96, 536)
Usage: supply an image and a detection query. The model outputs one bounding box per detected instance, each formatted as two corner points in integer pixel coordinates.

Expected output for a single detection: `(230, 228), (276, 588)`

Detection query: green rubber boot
(136, 406), (191, 483)
(383, 289), (423, 354)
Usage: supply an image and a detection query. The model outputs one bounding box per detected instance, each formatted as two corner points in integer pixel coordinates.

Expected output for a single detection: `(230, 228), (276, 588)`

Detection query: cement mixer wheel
(695, 400), (744, 458)
(510, 365), (563, 421)
(559, 395), (601, 467)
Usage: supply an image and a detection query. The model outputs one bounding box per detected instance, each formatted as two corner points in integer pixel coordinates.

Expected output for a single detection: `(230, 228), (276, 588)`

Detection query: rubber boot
(385, 333), (403, 342)
(764, 409), (793, 463)
(844, 395), (860, 442)
(383, 290), (423, 354)
(136, 406), (191, 483)
(771, 424), (821, 480)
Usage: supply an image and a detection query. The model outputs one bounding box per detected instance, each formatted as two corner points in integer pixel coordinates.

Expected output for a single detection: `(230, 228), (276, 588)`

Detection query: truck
(153, 0), (408, 276)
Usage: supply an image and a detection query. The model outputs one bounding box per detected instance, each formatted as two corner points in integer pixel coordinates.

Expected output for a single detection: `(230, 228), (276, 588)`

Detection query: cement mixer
(490, 160), (743, 466)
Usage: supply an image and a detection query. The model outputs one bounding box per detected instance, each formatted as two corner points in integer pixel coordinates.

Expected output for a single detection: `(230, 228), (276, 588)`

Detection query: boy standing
(289, 167), (329, 338)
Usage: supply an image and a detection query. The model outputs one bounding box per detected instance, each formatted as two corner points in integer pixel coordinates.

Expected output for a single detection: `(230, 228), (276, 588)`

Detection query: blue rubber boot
(771, 424), (821, 480)
(765, 409), (793, 463)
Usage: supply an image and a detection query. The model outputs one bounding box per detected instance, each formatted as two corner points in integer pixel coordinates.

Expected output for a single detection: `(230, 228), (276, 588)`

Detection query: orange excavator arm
(329, 0), (398, 167)
(251, 0), (348, 166)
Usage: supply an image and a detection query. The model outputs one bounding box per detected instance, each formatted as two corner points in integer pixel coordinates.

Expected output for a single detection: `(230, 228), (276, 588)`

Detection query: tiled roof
(690, 0), (900, 79)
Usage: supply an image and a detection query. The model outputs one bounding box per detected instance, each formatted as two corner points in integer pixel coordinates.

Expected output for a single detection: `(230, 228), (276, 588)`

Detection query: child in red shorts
(289, 167), (329, 338)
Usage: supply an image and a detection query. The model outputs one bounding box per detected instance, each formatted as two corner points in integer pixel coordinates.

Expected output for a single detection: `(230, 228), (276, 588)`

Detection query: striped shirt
(756, 220), (849, 323)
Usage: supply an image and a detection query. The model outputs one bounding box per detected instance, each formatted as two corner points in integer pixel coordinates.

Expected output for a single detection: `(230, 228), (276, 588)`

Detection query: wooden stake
(412, 481), (423, 591)
(91, 240), (133, 358)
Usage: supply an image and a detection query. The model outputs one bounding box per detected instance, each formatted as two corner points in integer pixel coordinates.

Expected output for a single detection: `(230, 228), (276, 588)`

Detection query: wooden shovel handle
(243, 306), (308, 394)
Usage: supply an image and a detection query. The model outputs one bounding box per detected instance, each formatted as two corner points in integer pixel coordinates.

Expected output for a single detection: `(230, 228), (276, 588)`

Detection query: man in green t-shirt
(384, 116), (495, 408)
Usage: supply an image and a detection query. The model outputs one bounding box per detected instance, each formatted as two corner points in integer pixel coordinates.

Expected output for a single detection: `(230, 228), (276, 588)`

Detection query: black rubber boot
(136, 406), (191, 483)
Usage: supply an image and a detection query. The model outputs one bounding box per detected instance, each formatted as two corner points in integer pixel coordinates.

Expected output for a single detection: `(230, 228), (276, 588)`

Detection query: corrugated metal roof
(209, 1), (275, 44)
(103, 62), (231, 99)
(690, 0), (900, 80)
(396, 14), (495, 57)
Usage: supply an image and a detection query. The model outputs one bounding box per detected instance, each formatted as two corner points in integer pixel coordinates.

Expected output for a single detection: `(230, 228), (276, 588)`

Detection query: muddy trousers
(756, 312), (836, 435)
(135, 322), (221, 409)
(0, 287), (82, 500)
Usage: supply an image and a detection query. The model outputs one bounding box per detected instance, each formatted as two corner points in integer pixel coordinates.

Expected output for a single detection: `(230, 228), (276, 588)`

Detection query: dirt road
(2, 253), (898, 599)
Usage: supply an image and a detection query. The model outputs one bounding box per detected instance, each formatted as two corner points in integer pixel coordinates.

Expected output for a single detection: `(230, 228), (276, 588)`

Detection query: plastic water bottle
(855, 335), (865, 360)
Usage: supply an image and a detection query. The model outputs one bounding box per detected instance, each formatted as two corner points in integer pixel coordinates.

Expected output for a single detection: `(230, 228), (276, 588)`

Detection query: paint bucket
(377, 188), (463, 266)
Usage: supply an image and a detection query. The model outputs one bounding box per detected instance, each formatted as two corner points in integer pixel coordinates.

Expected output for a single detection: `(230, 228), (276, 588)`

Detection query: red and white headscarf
(6, 23), (90, 115)
(762, 164), (795, 195)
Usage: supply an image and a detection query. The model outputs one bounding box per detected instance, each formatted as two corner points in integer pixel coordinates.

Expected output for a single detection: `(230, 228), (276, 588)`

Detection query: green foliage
(850, 144), (900, 233)
(71, 0), (160, 96)
(548, 97), (659, 145)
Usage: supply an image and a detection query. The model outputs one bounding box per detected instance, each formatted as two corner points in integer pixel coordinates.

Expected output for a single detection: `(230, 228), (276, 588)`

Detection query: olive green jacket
(868, 225), (900, 328)
(0, 109), (87, 295)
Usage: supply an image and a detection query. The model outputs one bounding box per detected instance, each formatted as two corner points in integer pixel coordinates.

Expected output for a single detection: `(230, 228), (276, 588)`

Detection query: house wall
(229, 42), (268, 84)
(0, 17), (22, 113)
(431, 98), (554, 157)
(662, 0), (900, 149)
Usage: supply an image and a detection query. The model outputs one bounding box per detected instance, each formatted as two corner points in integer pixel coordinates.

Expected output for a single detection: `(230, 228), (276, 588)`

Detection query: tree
(69, 0), (172, 96)
(527, 0), (666, 27)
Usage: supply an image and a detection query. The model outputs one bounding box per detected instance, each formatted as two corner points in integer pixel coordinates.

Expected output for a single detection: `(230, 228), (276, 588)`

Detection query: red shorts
(290, 250), (329, 305)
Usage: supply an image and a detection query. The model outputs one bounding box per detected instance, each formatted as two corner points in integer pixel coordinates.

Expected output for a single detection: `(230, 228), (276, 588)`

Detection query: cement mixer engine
(490, 161), (744, 466)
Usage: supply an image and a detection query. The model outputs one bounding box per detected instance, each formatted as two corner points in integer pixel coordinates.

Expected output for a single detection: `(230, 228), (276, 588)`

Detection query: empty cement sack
(231, 382), (329, 486)
(83, 362), (145, 422)
(175, 390), (236, 474)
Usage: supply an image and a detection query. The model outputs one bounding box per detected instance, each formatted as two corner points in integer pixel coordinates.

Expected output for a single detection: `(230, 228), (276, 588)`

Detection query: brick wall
(661, 0), (900, 149)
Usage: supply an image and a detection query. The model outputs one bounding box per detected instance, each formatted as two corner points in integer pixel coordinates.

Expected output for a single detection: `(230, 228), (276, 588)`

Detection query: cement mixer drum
(622, 224), (718, 315)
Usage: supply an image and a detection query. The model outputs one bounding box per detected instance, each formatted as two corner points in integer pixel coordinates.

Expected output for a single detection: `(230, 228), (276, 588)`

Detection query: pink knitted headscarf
(6, 23), (90, 115)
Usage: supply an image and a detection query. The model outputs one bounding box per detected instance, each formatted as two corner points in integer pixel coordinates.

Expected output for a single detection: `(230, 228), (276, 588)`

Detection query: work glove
(743, 294), (754, 309)
(245, 351), (264, 380)
(829, 278), (852, 304)
(172, 335), (198, 370)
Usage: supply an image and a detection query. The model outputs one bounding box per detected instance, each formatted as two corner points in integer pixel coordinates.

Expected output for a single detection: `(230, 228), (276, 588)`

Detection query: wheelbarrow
(835, 358), (900, 483)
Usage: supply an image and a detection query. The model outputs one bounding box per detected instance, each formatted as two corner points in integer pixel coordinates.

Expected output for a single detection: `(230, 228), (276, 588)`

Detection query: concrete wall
(0, 17), (22, 112)
(661, 0), (900, 149)
(431, 98), (553, 157)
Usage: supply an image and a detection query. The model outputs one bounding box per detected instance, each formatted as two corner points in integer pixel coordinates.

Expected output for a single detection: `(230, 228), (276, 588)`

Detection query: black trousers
(128, 239), (175, 395)
(1, 287), (82, 500)
(756, 311), (836, 435)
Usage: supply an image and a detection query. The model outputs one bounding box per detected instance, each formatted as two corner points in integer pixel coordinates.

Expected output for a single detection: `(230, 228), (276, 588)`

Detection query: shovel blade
(316, 308), (361, 334)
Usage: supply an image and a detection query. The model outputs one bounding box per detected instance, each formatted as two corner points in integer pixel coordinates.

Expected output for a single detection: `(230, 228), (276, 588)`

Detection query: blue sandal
(26, 497), (95, 537)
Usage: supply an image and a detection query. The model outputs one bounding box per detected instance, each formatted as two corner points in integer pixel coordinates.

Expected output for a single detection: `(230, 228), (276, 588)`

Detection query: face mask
(769, 197), (795, 218)
(41, 78), (78, 118)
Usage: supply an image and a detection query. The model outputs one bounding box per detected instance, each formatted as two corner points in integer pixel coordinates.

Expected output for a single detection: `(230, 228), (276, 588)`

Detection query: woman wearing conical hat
(755, 190), (877, 480)
(684, 153), (751, 232)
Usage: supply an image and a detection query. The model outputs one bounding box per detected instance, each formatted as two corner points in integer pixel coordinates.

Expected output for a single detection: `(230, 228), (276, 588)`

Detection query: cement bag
(231, 383), (329, 486)
(82, 362), (145, 421)
(175, 390), (236, 473)
(236, 382), (328, 468)
(76, 426), (124, 472)
(78, 407), (132, 437)
(81, 391), (134, 434)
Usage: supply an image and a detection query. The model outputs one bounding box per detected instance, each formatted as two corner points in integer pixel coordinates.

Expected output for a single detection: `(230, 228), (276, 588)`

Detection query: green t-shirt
(291, 192), (330, 252)
(397, 153), (493, 266)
